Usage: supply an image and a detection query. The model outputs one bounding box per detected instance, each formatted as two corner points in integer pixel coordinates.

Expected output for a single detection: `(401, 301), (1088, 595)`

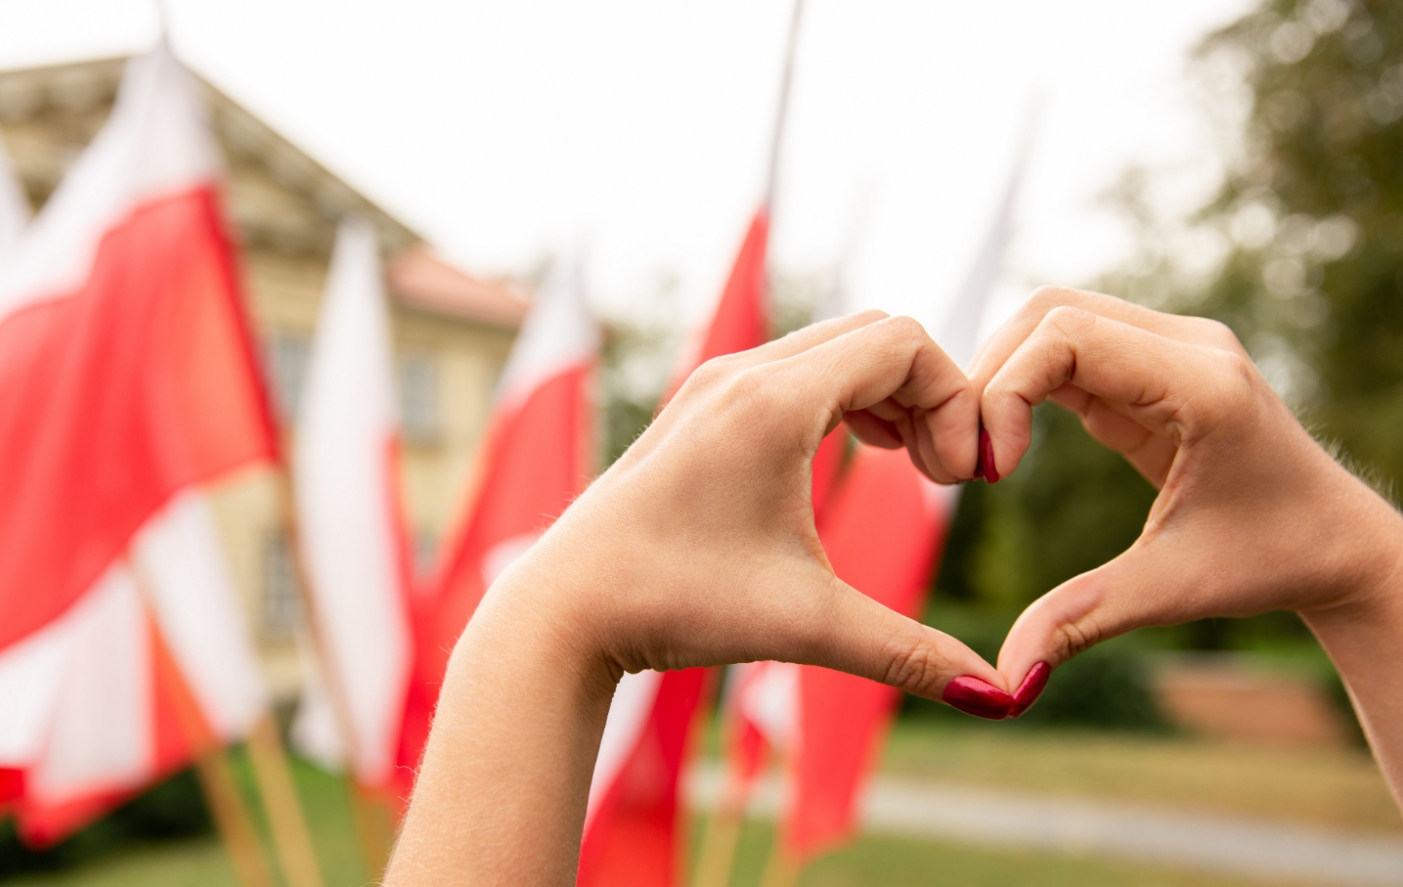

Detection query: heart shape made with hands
(938, 425), (1039, 720)
(945, 660), (1051, 720)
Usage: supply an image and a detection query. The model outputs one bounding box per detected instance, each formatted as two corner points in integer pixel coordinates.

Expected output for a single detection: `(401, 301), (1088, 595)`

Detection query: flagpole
(128, 560), (275, 887)
(759, 845), (800, 887)
(764, 0), (805, 213)
(695, 3), (805, 883)
(130, 538), (326, 887)
(245, 714), (326, 887)
(274, 470), (395, 875)
(693, 759), (758, 887)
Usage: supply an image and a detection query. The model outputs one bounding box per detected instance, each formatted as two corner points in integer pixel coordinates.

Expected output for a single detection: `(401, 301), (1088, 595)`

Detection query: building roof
(0, 53), (526, 330)
(387, 245), (528, 329)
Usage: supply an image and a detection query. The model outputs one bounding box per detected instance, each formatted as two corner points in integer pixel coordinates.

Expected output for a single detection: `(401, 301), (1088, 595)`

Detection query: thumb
(805, 575), (1018, 720)
(995, 532), (1207, 718)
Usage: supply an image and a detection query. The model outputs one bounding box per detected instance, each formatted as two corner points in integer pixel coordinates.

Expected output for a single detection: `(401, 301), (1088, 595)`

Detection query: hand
(968, 287), (1403, 699)
(389, 313), (1014, 887)
(496, 311), (999, 698)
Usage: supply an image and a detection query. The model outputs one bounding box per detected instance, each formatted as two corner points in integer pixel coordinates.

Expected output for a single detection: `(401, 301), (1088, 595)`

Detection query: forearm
(385, 571), (617, 887)
(1303, 503), (1403, 809)
(1307, 591), (1403, 805)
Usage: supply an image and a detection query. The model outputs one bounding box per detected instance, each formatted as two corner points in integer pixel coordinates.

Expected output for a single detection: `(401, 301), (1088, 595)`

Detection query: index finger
(980, 306), (1213, 479)
(767, 315), (979, 483)
(968, 287), (1246, 390)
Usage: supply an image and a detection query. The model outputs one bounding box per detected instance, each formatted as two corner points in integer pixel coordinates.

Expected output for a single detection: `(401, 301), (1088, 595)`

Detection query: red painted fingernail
(976, 427), (1000, 483)
(942, 676), (1014, 720)
(1009, 661), (1051, 718)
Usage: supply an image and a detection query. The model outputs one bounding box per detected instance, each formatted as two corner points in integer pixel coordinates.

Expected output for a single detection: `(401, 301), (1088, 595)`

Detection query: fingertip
(1008, 661), (1051, 718)
(975, 425), (1000, 483)
(942, 675), (1014, 720)
(924, 393), (981, 482)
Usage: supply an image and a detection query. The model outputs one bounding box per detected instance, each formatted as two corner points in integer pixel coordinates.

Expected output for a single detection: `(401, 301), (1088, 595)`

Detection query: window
(261, 529), (302, 639)
(398, 352), (440, 443)
(413, 529), (440, 582)
(262, 332), (311, 424)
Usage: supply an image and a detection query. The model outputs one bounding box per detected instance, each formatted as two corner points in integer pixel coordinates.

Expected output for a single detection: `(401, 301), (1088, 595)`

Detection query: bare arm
(386, 312), (1006, 886)
(970, 286), (1403, 805)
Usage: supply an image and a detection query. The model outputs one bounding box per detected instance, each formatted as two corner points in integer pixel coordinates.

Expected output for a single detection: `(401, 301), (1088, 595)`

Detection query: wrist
(1299, 477), (1403, 634)
(464, 535), (625, 701)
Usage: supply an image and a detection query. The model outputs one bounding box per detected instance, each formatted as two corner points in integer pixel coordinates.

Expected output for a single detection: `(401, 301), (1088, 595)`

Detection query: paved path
(687, 765), (1403, 886)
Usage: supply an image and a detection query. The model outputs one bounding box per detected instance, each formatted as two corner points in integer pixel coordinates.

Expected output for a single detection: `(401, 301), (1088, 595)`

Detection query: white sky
(0, 0), (1252, 340)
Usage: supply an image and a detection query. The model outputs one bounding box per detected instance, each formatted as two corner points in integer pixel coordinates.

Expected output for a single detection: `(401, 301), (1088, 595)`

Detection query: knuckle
(1205, 350), (1261, 407)
(1050, 615), (1102, 664)
(723, 366), (776, 416)
(1041, 304), (1095, 337)
(981, 374), (1013, 405)
(1027, 285), (1077, 315)
(879, 314), (927, 346)
(1196, 318), (1248, 356)
(880, 635), (945, 698)
(852, 308), (889, 325)
(689, 352), (744, 389)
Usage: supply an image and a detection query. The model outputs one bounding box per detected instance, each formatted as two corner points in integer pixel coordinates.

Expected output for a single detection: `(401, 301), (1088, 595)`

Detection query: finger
(980, 307), (1210, 479)
(844, 409), (904, 449)
(666, 311), (890, 414)
(995, 526), (1218, 711)
(802, 574), (1015, 719)
(736, 309), (890, 368)
(969, 286), (1246, 389)
(774, 315), (979, 481)
(1051, 388), (1177, 484)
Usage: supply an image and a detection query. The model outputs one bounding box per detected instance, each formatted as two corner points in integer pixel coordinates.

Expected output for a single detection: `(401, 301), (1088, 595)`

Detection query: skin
(386, 293), (1403, 886)
(970, 287), (1403, 806)
(388, 313), (1002, 886)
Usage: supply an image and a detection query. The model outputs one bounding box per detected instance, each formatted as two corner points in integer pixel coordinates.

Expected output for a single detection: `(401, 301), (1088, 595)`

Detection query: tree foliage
(937, 0), (1403, 649)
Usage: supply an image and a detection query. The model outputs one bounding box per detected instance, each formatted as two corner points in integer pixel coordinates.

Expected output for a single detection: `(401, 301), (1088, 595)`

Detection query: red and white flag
(578, 208), (768, 887)
(782, 453), (955, 857)
(716, 206), (855, 810)
(402, 254), (598, 795)
(0, 493), (270, 844)
(777, 134), (1032, 860)
(0, 136), (28, 258)
(290, 216), (414, 794)
(0, 43), (277, 842)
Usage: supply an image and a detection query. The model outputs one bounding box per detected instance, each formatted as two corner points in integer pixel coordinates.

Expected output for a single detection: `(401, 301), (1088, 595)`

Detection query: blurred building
(0, 56), (528, 699)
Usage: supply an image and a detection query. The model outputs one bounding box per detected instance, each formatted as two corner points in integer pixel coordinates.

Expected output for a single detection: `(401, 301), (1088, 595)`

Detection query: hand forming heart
(969, 288), (1403, 707)
(392, 289), (1403, 886)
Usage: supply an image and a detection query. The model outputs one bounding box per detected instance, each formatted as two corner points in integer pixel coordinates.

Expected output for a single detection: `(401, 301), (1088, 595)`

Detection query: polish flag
(578, 208), (768, 887)
(402, 255), (598, 796)
(0, 136), (28, 258)
(0, 138), (31, 809)
(783, 454), (956, 858)
(290, 217), (414, 795)
(716, 217), (854, 808)
(0, 494), (269, 845)
(779, 134), (1031, 860)
(0, 44), (276, 841)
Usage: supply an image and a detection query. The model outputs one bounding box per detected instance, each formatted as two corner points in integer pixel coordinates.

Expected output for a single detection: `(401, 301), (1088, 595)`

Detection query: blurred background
(2, 1), (1402, 886)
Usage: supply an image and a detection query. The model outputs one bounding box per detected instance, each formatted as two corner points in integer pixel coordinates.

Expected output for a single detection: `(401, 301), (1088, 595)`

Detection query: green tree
(1194, 0), (1403, 490)
(937, 0), (1403, 652)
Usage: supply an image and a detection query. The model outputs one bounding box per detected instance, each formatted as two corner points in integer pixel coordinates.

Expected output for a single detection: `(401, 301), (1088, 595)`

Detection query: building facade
(0, 55), (527, 699)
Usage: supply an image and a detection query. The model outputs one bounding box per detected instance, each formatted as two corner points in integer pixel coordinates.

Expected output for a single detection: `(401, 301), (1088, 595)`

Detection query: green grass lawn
(4, 722), (1397, 886)
(880, 719), (1402, 835)
(716, 821), (1316, 887)
(5, 817), (1307, 887)
(0, 759), (376, 887)
(0, 841), (233, 887)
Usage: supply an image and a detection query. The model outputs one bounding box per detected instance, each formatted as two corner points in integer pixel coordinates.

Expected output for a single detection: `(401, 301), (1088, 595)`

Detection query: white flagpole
(764, 0), (805, 215)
